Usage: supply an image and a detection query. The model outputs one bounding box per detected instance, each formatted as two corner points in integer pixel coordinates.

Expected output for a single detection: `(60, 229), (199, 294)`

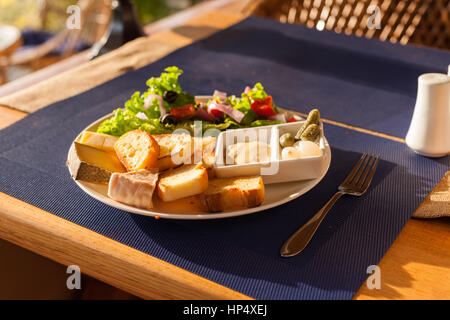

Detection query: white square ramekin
(213, 121), (330, 184)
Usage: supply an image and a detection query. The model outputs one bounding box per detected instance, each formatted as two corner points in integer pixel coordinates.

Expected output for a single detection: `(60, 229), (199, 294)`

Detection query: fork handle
(280, 191), (345, 257)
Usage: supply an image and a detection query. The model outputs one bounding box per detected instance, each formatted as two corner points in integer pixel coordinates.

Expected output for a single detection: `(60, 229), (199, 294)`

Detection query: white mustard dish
(213, 121), (331, 184)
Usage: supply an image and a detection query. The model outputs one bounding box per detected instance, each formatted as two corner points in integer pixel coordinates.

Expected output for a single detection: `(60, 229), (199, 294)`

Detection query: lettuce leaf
(250, 119), (283, 127)
(172, 120), (231, 135)
(97, 108), (171, 136)
(143, 66), (191, 114)
(145, 66), (183, 96)
(171, 91), (195, 108)
(97, 66), (189, 136)
(242, 82), (268, 100)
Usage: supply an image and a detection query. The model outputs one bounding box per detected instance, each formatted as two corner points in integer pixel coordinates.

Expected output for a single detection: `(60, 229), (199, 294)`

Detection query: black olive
(161, 114), (177, 125)
(212, 118), (224, 124)
(163, 91), (178, 104)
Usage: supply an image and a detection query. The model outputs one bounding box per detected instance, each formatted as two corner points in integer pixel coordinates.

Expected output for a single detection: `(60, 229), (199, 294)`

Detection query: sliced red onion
(196, 107), (216, 122)
(268, 113), (286, 123)
(244, 86), (251, 94)
(136, 112), (149, 120)
(144, 94), (165, 116)
(213, 90), (227, 101)
(209, 102), (244, 123)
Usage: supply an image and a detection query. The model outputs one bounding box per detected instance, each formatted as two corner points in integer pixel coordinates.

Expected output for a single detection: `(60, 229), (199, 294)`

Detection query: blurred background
(0, 0), (204, 29)
(0, 0), (205, 84)
(0, 0), (448, 88)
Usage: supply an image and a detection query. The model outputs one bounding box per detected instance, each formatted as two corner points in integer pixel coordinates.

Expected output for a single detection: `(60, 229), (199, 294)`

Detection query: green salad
(97, 66), (294, 137)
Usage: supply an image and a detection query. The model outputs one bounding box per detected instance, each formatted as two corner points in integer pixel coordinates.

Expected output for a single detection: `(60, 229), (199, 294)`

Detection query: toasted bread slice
(193, 136), (216, 169)
(157, 163), (208, 202)
(108, 169), (158, 209)
(157, 155), (179, 172)
(153, 134), (217, 171)
(153, 133), (193, 171)
(152, 133), (193, 158)
(114, 130), (159, 171)
(200, 176), (265, 212)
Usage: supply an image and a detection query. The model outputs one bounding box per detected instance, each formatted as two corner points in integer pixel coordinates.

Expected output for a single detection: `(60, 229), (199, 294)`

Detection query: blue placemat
(0, 17), (449, 300)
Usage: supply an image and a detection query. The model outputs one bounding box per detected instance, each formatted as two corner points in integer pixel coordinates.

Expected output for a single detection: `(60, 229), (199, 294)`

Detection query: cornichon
(279, 133), (295, 148)
(295, 109), (320, 140)
(300, 123), (320, 142)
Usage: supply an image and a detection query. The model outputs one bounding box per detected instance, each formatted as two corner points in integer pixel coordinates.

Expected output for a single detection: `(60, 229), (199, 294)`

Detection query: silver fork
(280, 153), (380, 257)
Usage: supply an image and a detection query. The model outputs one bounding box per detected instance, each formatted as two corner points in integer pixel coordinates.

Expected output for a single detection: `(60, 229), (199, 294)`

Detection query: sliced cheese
(67, 142), (125, 183)
(157, 163), (208, 202)
(78, 131), (118, 152)
(108, 169), (158, 210)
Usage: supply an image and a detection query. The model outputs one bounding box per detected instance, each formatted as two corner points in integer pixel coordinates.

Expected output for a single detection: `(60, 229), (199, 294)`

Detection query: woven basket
(247, 0), (450, 50)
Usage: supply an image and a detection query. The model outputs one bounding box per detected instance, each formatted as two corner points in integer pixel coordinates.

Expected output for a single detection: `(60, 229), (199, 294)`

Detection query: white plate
(69, 106), (331, 220)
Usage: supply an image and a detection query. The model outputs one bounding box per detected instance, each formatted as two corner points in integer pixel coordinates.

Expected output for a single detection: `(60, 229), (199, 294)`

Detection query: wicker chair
(1, 0), (113, 73)
(246, 0), (450, 50)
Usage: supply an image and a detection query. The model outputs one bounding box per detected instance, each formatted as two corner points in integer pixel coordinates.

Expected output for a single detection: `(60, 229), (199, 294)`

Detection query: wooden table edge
(0, 191), (251, 300)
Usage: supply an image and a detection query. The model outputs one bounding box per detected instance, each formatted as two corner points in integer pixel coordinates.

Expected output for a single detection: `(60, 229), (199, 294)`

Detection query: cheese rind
(108, 170), (158, 209)
(67, 142), (125, 183)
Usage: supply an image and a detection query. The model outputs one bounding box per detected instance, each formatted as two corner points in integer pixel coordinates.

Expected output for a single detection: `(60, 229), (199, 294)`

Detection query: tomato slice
(170, 104), (196, 119)
(251, 96), (276, 117)
(209, 108), (224, 118)
(287, 116), (298, 123)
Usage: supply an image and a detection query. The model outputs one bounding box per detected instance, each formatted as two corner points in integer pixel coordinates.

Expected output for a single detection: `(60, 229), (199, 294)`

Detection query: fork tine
(360, 155), (380, 191)
(350, 153), (372, 186)
(357, 154), (376, 188)
(342, 153), (367, 185)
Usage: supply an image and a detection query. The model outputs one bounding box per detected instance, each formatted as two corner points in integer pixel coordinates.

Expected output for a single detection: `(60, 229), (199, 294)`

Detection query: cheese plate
(66, 68), (333, 219)
(68, 109), (331, 220)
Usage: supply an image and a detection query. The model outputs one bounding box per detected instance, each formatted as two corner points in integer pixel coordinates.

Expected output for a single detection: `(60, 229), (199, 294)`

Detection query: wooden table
(0, 6), (449, 300)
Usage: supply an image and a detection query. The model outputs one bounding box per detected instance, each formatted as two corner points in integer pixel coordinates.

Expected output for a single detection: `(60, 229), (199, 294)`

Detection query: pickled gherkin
(295, 109), (321, 140)
(279, 133), (295, 148)
(300, 124), (320, 142)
